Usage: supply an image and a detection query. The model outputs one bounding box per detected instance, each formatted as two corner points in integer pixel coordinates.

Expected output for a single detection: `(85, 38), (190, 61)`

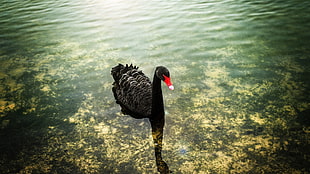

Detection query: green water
(1, 0), (310, 173)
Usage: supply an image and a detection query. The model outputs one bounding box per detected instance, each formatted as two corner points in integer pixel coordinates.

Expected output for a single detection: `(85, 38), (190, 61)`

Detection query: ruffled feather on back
(111, 64), (152, 118)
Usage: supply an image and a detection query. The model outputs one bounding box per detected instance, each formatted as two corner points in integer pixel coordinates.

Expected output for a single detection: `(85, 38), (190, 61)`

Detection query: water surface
(1, 0), (310, 173)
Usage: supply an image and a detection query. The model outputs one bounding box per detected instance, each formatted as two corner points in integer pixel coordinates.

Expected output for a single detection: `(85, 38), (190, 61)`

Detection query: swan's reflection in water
(150, 116), (171, 173)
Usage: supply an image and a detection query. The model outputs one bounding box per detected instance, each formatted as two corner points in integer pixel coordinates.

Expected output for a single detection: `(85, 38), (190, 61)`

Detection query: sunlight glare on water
(1, 0), (310, 173)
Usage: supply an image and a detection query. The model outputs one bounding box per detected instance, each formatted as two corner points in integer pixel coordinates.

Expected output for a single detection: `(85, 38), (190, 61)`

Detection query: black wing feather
(111, 64), (152, 118)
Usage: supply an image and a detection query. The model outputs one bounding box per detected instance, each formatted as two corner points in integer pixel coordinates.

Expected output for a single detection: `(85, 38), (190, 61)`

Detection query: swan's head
(156, 66), (174, 90)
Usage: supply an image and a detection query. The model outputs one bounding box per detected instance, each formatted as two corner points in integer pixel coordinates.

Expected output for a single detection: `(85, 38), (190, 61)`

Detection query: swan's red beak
(163, 75), (174, 90)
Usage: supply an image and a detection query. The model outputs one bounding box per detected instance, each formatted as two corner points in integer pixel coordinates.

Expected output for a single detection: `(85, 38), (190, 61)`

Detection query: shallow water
(1, 0), (310, 173)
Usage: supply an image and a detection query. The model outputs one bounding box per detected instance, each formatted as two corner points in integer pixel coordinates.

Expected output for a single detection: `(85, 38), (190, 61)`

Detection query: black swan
(111, 64), (173, 173)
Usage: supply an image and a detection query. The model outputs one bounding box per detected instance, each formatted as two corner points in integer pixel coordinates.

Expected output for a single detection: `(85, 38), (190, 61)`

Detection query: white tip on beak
(168, 85), (174, 90)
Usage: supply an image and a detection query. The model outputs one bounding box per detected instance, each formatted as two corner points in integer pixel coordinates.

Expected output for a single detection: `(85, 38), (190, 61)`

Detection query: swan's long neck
(151, 73), (164, 118)
(150, 72), (168, 172)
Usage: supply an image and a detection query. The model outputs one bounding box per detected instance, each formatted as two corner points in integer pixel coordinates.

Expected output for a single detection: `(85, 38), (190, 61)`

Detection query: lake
(1, 0), (309, 173)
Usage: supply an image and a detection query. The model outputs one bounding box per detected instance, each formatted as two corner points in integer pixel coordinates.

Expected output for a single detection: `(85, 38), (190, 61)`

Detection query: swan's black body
(111, 64), (173, 173)
(111, 64), (152, 118)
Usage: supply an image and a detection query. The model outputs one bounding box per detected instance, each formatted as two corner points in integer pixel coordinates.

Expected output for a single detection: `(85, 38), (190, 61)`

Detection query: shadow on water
(0, 70), (79, 173)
